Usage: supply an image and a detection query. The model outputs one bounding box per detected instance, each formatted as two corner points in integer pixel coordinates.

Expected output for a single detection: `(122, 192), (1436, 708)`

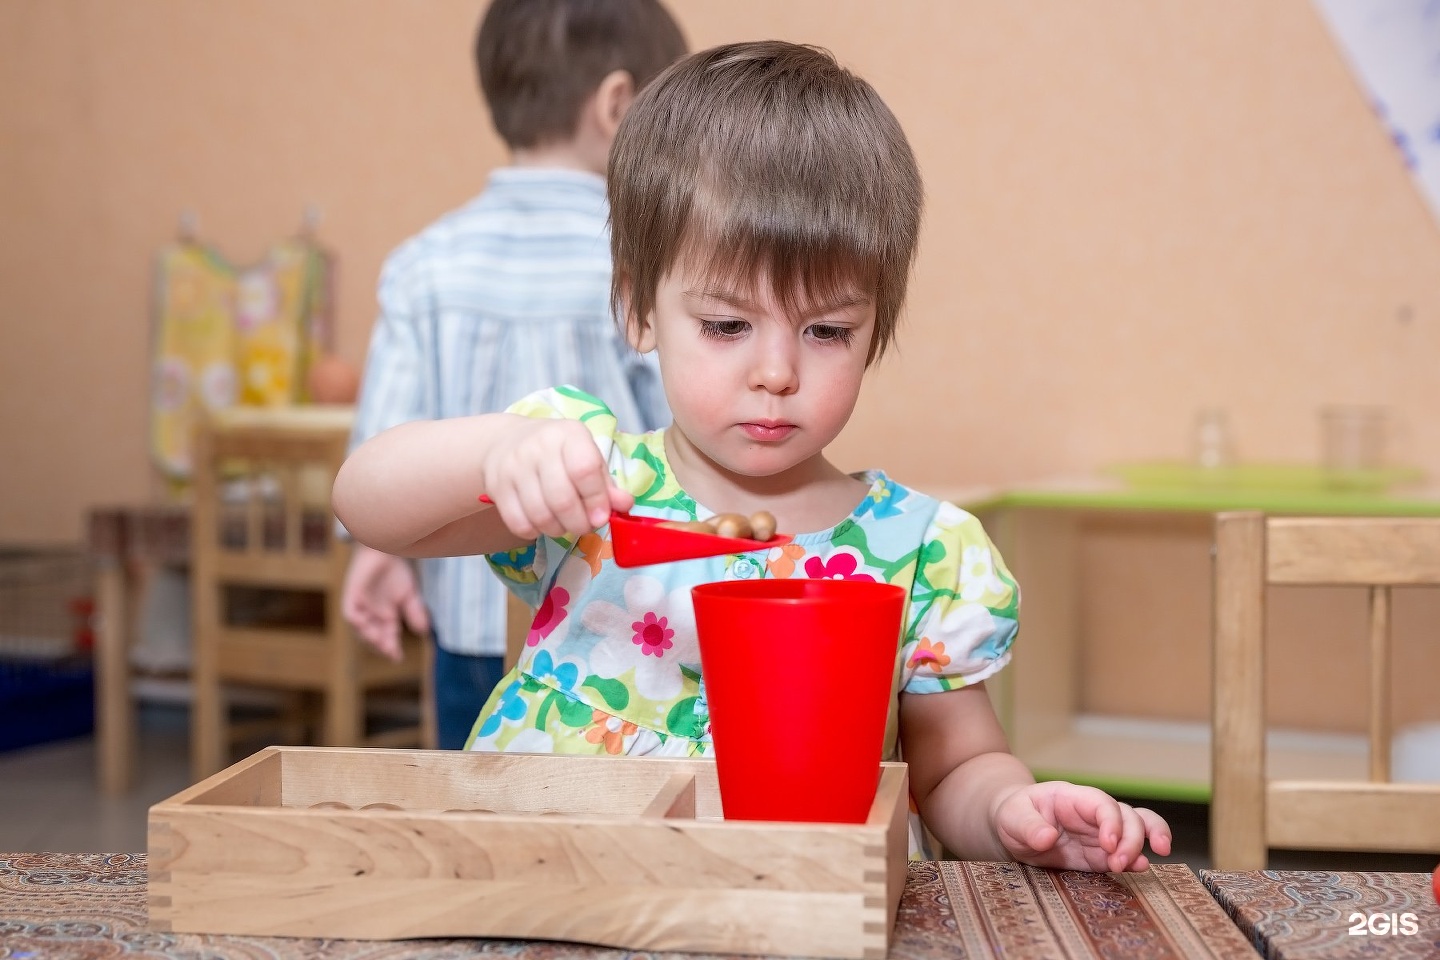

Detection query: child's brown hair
(609, 41), (924, 364)
(475, 0), (687, 151)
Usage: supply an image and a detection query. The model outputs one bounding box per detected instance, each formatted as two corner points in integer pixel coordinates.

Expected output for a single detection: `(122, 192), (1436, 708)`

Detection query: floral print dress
(470, 386), (1021, 781)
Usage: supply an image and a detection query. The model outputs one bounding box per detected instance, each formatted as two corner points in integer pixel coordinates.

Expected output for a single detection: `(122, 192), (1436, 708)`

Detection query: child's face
(632, 256), (875, 482)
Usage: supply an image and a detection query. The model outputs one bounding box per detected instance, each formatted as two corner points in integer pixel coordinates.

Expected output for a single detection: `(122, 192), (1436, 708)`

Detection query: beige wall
(4, 0), (1440, 546)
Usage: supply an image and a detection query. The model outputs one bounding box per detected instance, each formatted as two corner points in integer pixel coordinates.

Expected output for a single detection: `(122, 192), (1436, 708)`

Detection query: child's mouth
(740, 422), (795, 441)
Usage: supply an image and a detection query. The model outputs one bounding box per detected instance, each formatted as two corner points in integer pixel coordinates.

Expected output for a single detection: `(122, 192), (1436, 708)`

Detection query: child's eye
(808, 324), (855, 345)
(698, 318), (749, 340)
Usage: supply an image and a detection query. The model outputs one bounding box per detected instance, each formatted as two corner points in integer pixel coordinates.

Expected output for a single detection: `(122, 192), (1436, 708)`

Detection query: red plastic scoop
(609, 512), (792, 568)
(478, 496), (791, 567)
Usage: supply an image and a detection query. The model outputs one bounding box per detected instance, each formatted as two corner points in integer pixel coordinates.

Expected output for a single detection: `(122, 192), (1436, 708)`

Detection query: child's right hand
(480, 417), (634, 540)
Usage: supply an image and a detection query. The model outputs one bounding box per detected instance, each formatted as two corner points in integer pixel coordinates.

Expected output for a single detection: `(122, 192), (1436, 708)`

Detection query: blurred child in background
(342, 0), (687, 748)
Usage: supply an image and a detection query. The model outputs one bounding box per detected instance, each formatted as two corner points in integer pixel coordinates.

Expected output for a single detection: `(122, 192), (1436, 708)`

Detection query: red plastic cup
(690, 578), (905, 823)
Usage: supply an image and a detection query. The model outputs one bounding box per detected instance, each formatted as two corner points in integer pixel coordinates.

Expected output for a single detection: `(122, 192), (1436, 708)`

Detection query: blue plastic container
(0, 656), (95, 753)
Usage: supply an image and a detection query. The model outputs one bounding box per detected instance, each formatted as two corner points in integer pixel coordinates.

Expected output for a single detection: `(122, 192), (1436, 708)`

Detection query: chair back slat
(1267, 516), (1440, 584)
(280, 462), (303, 561)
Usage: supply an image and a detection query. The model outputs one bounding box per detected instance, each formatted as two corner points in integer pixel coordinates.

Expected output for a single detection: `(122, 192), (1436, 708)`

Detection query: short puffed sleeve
(484, 386), (623, 607)
(899, 501), (1020, 694)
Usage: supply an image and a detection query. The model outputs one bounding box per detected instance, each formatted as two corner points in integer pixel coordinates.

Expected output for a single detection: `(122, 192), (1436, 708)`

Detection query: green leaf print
(665, 696), (703, 739)
(832, 519), (912, 576)
(534, 689), (558, 730)
(679, 664), (702, 684)
(557, 695), (596, 728)
(535, 688), (594, 730)
(629, 441), (693, 511)
(555, 384), (608, 422)
(581, 676), (630, 711)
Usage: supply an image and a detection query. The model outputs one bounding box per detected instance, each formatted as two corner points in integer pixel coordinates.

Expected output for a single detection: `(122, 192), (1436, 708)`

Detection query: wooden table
(86, 503), (191, 795)
(1, 853), (1258, 959)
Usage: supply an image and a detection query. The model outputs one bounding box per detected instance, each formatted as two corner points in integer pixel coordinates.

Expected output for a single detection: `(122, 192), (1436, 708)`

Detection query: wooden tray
(148, 747), (909, 959)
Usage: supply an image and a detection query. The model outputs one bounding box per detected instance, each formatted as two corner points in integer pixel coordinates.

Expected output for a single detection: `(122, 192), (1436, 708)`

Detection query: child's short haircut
(609, 41), (923, 365)
(475, 0), (687, 150)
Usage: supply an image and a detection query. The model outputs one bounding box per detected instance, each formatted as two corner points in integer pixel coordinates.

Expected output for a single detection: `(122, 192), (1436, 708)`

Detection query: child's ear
(595, 69), (635, 141)
(629, 316), (656, 353)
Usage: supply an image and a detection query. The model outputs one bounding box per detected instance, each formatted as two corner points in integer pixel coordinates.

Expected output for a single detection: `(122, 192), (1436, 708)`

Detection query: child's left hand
(991, 780), (1172, 872)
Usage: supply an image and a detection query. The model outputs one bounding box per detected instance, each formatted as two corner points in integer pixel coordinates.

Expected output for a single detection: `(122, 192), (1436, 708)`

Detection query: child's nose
(748, 343), (799, 394)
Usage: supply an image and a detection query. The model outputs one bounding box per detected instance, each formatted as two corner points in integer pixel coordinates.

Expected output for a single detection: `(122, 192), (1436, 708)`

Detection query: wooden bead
(712, 513), (752, 539)
(656, 519), (716, 533)
(749, 511), (777, 542)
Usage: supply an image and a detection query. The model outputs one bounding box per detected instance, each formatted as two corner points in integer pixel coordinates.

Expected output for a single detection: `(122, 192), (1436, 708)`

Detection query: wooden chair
(504, 591), (532, 673)
(1211, 511), (1440, 870)
(189, 406), (431, 781)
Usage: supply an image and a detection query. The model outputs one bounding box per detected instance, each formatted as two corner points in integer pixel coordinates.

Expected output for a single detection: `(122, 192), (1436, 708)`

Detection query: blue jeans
(432, 638), (506, 750)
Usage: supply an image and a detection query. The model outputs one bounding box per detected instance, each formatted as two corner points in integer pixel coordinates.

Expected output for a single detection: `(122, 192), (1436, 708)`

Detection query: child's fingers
(400, 591), (431, 638)
(1138, 806), (1172, 856)
(1053, 786), (1120, 850)
(521, 473), (574, 538)
(996, 792), (1060, 854)
(1106, 802), (1149, 871)
(500, 482), (549, 540)
(1108, 804), (1171, 871)
(560, 434), (616, 529)
(538, 465), (597, 536)
(607, 484), (635, 515)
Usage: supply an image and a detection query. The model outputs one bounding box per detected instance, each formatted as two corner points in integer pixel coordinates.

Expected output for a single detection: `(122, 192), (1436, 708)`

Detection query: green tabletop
(977, 461), (1440, 516)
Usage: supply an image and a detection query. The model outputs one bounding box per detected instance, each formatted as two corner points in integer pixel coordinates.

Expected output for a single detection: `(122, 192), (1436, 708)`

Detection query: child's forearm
(332, 413), (523, 557)
(915, 751), (1036, 861)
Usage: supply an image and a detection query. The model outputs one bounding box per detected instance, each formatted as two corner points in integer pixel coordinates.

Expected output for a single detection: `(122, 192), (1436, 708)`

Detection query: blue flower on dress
(529, 649), (579, 691)
(489, 542), (537, 575)
(477, 678), (528, 737)
(855, 478), (906, 519)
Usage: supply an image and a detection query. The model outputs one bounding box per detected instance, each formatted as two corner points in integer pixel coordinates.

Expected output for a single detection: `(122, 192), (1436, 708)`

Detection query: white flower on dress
(506, 727), (555, 754)
(959, 544), (1006, 603)
(581, 574), (695, 701)
(912, 601), (997, 676)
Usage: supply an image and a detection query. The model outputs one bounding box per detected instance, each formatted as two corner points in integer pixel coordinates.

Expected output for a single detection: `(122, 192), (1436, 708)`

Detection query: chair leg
(322, 663), (364, 746)
(420, 636), (438, 750)
(1211, 512), (1268, 871)
(190, 588), (227, 781)
(95, 559), (136, 794)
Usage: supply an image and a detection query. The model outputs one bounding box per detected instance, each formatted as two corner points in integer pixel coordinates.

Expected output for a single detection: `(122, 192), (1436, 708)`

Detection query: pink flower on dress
(631, 611), (674, 657)
(526, 587), (570, 647)
(804, 550), (876, 582)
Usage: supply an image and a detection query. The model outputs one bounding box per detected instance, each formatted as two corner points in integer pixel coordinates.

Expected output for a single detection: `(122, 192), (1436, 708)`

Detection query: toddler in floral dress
(335, 40), (1171, 870)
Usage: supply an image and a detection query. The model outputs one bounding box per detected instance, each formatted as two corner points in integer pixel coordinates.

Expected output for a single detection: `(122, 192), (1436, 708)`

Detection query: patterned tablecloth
(0, 853), (1258, 959)
(1201, 870), (1440, 960)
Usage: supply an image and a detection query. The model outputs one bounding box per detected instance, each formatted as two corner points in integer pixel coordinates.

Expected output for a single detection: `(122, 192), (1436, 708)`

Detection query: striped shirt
(347, 168), (671, 656)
